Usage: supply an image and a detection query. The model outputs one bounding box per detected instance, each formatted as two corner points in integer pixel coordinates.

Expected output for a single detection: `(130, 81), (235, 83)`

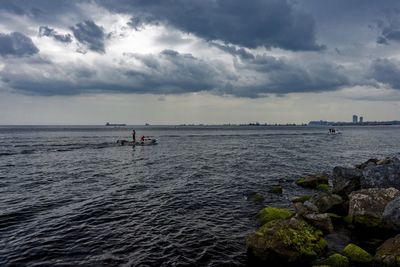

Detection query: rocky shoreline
(246, 156), (400, 267)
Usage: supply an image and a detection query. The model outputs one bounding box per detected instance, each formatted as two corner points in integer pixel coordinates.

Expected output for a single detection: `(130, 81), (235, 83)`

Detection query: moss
(342, 243), (372, 263)
(292, 195), (312, 203)
(353, 214), (382, 228)
(317, 183), (330, 191)
(296, 174), (328, 189)
(275, 220), (326, 258)
(249, 192), (265, 202)
(256, 207), (293, 225)
(269, 186), (283, 194)
(320, 253), (349, 267)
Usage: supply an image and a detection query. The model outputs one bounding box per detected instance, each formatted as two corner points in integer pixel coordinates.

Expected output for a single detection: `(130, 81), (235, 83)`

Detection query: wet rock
(383, 196), (400, 231)
(246, 218), (327, 264)
(317, 184), (330, 192)
(296, 174), (329, 189)
(318, 253), (349, 267)
(356, 158), (379, 169)
(269, 186), (283, 194)
(291, 195), (312, 203)
(361, 158), (400, 189)
(348, 187), (400, 228)
(377, 157), (400, 166)
(256, 207), (293, 225)
(332, 167), (362, 196)
(310, 193), (344, 214)
(248, 192), (264, 202)
(375, 234), (400, 267)
(342, 243), (373, 263)
(294, 201), (318, 216)
(303, 213), (334, 234)
(324, 231), (352, 252)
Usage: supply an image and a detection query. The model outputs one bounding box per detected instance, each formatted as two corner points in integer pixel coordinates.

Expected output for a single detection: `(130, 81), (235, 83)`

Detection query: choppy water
(1, 125), (400, 266)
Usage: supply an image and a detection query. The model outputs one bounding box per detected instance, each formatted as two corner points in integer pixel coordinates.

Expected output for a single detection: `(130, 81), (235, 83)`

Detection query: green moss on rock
(247, 218), (327, 264)
(342, 243), (372, 263)
(319, 253), (349, 267)
(296, 174), (328, 189)
(249, 192), (265, 202)
(269, 186), (283, 194)
(256, 207), (293, 225)
(317, 183), (330, 191)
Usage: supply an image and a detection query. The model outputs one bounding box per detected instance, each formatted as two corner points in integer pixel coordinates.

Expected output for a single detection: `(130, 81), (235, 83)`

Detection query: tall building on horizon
(359, 116), (363, 123)
(353, 115), (358, 123)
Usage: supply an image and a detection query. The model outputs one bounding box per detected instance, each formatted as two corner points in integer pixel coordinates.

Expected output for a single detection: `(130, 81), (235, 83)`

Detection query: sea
(1, 125), (400, 266)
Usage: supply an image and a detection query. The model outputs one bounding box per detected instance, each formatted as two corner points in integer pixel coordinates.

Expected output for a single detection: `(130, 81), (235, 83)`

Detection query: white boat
(137, 137), (158, 146)
(328, 128), (341, 135)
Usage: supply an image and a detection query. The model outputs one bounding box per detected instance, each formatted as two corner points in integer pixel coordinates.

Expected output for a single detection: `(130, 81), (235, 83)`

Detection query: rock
(303, 213), (334, 234)
(377, 157), (400, 166)
(257, 207), (294, 225)
(317, 184), (330, 192)
(296, 174), (329, 189)
(269, 186), (283, 194)
(361, 158), (400, 189)
(356, 158), (379, 169)
(383, 196), (400, 231)
(342, 243), (373, 263)
(375, 234), (400, 267)
(292, 195), (312, 203)
(246, 218), (327, 264)
(332, 166), (362, 196)
(318, 253), (349, 267)
(248, 192), (265, 202)
(348, 188), (400, 228)
(310, 193), (344, 214)
(293, 201), (318, 217)
(324, 231), (352, 252)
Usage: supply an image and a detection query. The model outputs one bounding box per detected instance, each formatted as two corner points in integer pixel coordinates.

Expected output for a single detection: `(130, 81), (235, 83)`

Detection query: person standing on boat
(132, 130), (136, 143)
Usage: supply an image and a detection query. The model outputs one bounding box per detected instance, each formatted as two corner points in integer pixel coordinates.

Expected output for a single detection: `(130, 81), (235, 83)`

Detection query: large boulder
(348, 188), (400, 228)
(256, 207), (294, 225)
(383, 196), (400, 231)
(361, 157), (400, 189)
(342, 243), (373, 263)
(375, 234), (400, 266)
(246, 218), (326, 265)
(332, 167), (363, 196)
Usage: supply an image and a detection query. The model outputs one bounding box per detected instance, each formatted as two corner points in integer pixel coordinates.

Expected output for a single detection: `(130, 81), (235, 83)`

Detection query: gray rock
(361, 158), (400, 189)
(332, 166), (362, 196)
(310, 192), (344, 213)
(356, 158), (378, 169)
(324, 231), (352, 252)
(348, 187), (400, 228)
(383, 196), (400, 231)
(375, 234), (400, 267)
(303, 213), (334, 233)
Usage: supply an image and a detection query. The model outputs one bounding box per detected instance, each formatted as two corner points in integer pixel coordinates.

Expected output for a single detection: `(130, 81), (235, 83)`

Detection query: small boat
(328, 128), (341, 135)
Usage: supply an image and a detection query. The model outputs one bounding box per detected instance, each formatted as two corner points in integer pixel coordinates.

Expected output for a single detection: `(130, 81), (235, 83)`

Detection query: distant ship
(105, 122), (127, 126)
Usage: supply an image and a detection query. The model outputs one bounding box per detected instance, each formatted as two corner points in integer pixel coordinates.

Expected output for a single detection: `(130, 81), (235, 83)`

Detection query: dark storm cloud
(70, 20), (106, 53)
(39, 26), (73, 43)
(0, 32), (39, 57)
(0, 50), (225, 96)
(98, 0), (324, 51)
(369, 58), (400, 89)
(375, 10), (400, 45)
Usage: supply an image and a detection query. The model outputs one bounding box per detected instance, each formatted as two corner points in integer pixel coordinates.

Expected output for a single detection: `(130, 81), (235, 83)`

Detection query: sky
(1, 0), (400, 124)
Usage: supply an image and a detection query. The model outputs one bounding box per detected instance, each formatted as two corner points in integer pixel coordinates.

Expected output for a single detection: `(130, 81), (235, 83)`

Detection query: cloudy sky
(1, 0), (400, 124)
